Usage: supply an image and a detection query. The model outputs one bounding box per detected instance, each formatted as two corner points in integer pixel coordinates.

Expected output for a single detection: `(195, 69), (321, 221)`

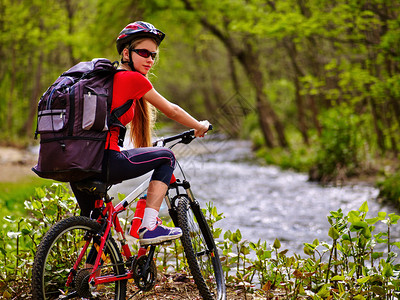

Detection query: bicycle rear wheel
(177, 195), (226, 300)
(32, 216), (126, 300)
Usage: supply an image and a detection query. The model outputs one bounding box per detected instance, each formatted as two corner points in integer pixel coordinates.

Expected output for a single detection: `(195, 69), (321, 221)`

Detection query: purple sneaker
(138, 223), (182, 245)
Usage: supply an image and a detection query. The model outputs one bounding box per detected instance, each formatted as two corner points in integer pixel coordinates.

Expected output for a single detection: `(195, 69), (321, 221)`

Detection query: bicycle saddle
(75, 180), (108, 196)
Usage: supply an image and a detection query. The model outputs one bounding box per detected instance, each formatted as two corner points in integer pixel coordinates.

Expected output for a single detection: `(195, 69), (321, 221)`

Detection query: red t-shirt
(106, 71), (153, 151)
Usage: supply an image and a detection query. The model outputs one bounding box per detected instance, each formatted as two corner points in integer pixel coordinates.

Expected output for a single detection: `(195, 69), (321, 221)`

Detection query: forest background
(1, 0), (400, 204)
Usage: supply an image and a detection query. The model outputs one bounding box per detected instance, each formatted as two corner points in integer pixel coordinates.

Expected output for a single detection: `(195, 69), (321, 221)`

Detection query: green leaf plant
(2, 185), (400, 299)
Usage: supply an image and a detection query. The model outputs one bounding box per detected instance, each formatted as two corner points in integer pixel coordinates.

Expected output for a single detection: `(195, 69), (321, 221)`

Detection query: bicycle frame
(66, 129), (203, 288)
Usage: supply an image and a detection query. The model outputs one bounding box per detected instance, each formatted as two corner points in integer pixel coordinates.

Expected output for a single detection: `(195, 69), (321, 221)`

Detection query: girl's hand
(195, 120), (210, 138)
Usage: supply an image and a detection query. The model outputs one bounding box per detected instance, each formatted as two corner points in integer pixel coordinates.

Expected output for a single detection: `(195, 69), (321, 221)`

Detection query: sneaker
(139, 222), (182, 246)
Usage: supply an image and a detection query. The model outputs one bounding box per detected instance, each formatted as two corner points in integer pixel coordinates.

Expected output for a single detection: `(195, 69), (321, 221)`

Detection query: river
(112, 135), (399, 256)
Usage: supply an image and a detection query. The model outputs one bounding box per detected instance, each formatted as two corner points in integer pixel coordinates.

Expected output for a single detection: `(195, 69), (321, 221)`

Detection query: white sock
(140, 208), (159, 230)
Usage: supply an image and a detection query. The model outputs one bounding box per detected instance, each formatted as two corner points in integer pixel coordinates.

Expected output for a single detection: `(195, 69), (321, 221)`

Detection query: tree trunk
(181, 0), (288, 148)
(23, 51), (43, 137)
(228, 54), (241, 94)
(255, 96), (276, 148)
(294, 76), (309, 145)
(238, 49), (288, 148)
(64, 0), (78, 65)
(282, 38), (309, 145)
(8, 46), (17, 138)
(309, 95), (322, 136)
(368, 96), (385, 152)
(194, 49), (216, 115)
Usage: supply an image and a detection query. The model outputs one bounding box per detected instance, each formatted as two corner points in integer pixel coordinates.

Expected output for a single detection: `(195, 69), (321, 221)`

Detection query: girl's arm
(143, 88), (209, 137)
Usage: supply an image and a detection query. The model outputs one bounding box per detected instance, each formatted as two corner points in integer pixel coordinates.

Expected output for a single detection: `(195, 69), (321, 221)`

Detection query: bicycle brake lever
(180, 131), (195, 144)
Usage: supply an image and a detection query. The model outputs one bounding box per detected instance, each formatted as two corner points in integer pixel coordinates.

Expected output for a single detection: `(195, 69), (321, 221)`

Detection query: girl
(71, 21), (209, 246)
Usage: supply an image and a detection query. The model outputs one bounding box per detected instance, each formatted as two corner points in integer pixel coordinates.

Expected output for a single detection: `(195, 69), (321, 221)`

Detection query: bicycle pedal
(141, 240), (172, 246)
(140, 240), (174, 247)
(160, 240), (173, 246)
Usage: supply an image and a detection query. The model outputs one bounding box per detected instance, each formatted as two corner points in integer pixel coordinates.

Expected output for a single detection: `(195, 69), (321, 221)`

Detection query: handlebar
(153, 125), (213, 147)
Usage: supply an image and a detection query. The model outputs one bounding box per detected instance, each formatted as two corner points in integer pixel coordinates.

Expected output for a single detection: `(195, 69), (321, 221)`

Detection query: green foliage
(0, 177), (52, 218)
(2, 185), (400, 299)
(254, 125), (317, 172)
(220, 201), (400, 299)
(0, 183), (78, 298)
(312, 105), (368, 183)
(256, 143), (316, 173)
(2, 0), (400, 186)
(378, 171), (400, 208)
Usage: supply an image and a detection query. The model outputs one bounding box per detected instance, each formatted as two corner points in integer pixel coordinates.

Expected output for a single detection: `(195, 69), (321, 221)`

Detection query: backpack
(32, 58), (132, 182)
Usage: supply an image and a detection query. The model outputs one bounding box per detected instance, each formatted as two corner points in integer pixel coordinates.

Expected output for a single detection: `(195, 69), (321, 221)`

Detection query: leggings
(70, 147), (176, 217)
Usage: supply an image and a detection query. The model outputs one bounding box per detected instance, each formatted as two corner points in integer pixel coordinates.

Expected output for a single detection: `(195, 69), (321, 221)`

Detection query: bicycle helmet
(116, 21), (165, 54)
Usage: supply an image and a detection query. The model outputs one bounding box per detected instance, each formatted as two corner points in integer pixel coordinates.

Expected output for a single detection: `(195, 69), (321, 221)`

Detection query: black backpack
(32, 58), (132, 182)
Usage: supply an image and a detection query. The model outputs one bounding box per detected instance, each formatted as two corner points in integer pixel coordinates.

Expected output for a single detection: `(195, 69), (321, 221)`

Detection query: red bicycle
(31, 128), (226, 299)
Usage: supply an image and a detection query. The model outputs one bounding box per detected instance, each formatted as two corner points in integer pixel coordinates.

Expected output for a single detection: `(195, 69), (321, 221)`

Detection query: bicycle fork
(166, 178), (216, 253)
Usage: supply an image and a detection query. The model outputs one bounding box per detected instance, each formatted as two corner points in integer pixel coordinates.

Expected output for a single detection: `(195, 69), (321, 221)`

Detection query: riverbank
(0, 146), (54, 219)
(0, 146), (37, 182)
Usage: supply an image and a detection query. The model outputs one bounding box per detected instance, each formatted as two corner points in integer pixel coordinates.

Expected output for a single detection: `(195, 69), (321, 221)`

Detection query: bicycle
(31, 127), (226, 300)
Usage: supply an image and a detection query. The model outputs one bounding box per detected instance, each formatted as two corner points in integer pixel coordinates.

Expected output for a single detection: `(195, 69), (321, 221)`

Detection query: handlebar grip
(153, 124), (213, 147)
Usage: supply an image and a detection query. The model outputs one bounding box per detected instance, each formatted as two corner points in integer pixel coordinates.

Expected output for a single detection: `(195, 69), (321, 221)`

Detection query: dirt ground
(126, 273), (255, 299)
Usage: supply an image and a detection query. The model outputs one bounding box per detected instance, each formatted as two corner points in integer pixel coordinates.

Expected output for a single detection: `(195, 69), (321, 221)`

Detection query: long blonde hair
(131, 97), (156, 148)
(122, 38), (158, 148)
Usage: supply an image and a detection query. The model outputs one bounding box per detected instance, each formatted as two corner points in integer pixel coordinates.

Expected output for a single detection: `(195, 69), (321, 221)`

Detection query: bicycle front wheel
(177, 195), (226, 300)
(32, 216), (127, 300)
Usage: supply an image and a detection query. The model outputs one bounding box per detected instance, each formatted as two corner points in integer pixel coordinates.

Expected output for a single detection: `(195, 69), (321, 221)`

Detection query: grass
(0, 176), (53, 218)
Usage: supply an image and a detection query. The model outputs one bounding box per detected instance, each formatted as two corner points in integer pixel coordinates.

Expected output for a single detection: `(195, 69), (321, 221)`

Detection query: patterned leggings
(70, 148), (176, 217)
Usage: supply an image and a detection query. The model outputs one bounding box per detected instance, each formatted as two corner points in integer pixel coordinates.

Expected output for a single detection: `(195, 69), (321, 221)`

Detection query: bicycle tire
(177, 195), (226, 300)
(32, 216), (127, 300)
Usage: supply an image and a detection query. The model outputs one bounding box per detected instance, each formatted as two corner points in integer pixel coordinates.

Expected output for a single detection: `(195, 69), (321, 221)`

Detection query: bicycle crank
(132, 255), (157, 291)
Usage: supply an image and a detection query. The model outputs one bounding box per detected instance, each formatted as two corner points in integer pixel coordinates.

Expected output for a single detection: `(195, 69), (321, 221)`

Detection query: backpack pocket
(82, 89), (108, 131)
(37, 109), (67, 132)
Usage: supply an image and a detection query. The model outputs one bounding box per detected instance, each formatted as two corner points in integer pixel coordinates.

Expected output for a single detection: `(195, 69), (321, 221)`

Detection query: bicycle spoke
(32, 216), (127, 300)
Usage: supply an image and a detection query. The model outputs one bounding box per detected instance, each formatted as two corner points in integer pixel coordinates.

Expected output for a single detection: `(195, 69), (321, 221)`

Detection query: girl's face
(124, 39), (158, 75)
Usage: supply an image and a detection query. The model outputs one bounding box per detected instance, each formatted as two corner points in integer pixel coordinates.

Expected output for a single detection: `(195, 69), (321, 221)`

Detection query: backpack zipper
(68, 85), (75, 136)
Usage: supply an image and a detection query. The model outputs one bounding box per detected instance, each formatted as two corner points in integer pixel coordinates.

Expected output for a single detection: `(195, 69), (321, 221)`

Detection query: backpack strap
(110, 99), (134, 147)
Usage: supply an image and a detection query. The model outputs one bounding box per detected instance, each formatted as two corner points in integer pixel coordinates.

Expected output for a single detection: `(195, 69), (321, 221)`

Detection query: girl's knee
(162, 149), (176, 168)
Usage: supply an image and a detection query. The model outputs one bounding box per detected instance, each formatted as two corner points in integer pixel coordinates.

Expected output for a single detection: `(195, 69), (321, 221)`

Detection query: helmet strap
(120, 47), (136, 71)
(128, 49), (135, 71)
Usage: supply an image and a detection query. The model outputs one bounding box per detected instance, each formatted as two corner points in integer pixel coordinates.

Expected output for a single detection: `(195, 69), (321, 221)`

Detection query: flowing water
(113, 135), (399, 255)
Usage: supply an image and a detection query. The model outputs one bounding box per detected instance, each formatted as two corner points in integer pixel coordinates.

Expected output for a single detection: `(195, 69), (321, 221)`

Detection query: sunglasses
(132, 49), (157, 60)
